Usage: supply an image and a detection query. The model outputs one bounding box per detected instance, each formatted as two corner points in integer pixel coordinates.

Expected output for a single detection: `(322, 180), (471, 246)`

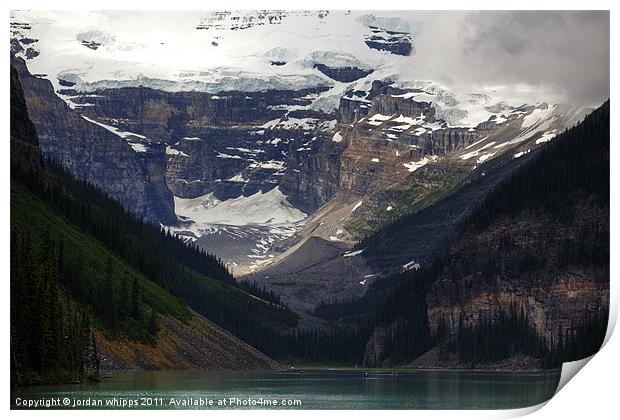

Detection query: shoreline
(291, 366), (561, 374)
(12, 364), (562, 388)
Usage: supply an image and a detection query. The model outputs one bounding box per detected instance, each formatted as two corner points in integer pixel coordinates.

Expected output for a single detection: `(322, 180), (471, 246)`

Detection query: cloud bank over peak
(402, 11), (609, 107)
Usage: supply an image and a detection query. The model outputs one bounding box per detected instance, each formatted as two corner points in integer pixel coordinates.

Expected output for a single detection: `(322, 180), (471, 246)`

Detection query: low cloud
(404, 11), (609, 107)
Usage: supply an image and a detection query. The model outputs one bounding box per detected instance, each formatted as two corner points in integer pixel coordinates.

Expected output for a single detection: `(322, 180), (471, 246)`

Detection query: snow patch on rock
(343, 249), (364, 258)
(403, 155), (438, 172)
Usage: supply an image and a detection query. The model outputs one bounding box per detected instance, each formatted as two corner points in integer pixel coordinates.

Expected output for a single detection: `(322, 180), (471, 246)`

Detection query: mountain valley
(10, 10), (609, 377)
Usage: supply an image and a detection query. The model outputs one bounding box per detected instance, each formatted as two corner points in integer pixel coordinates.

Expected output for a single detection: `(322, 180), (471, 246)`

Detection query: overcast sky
(405, 11), (609, 107)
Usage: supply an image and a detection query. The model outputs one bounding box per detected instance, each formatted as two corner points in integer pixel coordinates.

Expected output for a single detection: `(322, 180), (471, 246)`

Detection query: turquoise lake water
(11, 368), (561, 410)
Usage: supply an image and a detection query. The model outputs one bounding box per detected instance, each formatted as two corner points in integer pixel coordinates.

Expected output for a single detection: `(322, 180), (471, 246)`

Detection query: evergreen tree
(130, 278), (141, 320)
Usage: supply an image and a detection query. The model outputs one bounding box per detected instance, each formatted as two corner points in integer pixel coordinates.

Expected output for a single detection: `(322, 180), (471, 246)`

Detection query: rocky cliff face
(281, 83), (471, 215)
(278, 134), (344, 213)
(281, 83), (526, 237)
(363, 27), (413, 56)
(68, 86), (313, 139)
(67, 84), (335, 201)
(10, 64), (41, 167)
(313, 64), (374, 83)
(12, 58), (176, 224)
(424, 189), (610, 347)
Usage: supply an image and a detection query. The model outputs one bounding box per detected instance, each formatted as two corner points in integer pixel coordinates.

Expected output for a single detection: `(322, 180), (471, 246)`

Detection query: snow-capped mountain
(10, 10), (590, 275)
(10, 11), (415, 100)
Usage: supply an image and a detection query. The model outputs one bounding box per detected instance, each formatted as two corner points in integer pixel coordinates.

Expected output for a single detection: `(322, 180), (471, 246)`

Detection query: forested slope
(10, 66), (286, 384)
(310, 101), (610, 368)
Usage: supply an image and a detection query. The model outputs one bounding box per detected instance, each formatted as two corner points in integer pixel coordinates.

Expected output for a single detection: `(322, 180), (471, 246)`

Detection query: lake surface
(11, 369), (561, 410)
